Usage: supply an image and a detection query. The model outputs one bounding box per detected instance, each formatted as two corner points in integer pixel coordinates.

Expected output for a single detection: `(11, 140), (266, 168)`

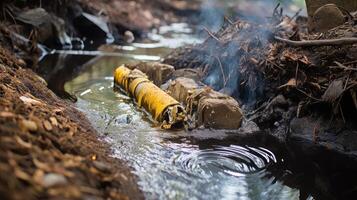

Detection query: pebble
(93, 161), (111, 173)
(274, 121), (280, 127)
(42, 173), (68, 188)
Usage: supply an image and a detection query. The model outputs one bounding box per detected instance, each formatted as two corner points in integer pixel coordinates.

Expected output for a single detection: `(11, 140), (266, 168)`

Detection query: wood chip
(20, 96), (43, 106)
(20, 119), (38, 131)
(0, 111), (16, 118)
(49, 117), (58, 126)
(322, 80), (344, 102)
(43, 120), (53, 131)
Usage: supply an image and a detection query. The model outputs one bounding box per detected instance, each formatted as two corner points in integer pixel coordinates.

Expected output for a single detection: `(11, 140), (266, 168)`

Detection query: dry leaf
(278, 78), (297, 89)
(322, 80), (344, 102)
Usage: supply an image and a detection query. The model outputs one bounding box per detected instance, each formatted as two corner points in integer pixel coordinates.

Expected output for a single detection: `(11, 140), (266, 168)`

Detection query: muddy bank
(0, 37), (143, 199)
(163, 7), (357, 157)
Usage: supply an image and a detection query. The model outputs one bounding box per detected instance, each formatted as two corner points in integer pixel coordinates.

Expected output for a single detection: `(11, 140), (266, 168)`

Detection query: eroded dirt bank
(0, 44), (143, 199)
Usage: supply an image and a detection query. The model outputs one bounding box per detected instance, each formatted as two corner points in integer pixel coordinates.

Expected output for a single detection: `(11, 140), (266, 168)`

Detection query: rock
(124, 30), (135, 43)
(14, 8), (71, 47)
(42, 173), (68, 188)
(20, 120), (38, 132)
(73, 12), (114, 44)
(310, 4), (346, 32)
(93, 161), (111, 173)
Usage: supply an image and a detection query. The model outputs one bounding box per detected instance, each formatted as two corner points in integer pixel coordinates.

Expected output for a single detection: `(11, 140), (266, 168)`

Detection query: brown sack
(167, 77), (200, 103)
(128, 62), (175, 86)
(189, 88), (243, 129)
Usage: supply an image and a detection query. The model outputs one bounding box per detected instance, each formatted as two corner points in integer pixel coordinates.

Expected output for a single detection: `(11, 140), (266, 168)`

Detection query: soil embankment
(0, 0), (201, 199)
(0, 40), (143, 199)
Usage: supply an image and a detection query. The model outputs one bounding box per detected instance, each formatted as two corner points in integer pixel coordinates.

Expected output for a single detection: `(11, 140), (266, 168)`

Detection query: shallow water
(56, 23), (302, 199)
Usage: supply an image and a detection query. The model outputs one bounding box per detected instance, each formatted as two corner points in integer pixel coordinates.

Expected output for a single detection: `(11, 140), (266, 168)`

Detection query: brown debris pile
(0, 47), (142, 199)
(164, 7), (357, 136)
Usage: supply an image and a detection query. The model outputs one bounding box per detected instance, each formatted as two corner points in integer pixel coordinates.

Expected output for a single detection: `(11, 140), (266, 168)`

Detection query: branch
(275, 36), (357, 47)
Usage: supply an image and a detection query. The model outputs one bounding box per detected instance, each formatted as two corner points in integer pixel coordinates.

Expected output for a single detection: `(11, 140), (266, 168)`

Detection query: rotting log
(114, 65), (186, 129)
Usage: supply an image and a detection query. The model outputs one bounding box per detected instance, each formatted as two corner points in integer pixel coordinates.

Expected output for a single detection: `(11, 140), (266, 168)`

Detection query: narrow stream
(39, 23), (300, 200)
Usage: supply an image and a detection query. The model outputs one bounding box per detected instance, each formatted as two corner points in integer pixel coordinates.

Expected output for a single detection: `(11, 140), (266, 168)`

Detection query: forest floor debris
(164, 6), (357, 153)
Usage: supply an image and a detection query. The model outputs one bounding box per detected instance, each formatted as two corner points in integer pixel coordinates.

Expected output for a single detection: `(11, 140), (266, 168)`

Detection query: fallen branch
(204, 27), (221, 43)
(275, 36), (357, 47)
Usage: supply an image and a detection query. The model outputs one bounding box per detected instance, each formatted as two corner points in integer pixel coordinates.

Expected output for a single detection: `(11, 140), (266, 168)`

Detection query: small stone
(93, 161), (111, 173)
(42, 173), (67, 188)
(43, 120), (53, 131)
(274, 121), (280, 127)
(124, 30), (135, 43)
(20, 120), (38, 131)
(17, 59), (26, 67)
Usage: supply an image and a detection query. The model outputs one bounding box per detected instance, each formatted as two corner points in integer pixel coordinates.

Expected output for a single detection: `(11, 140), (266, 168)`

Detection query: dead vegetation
(164, 6), (357, 141)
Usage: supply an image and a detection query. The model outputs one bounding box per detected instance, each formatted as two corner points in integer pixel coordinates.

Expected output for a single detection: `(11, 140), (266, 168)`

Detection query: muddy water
(40, 23), (302, 200)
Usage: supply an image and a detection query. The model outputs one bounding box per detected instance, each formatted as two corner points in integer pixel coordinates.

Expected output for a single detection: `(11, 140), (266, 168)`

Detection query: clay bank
(0, 0), (357, 200)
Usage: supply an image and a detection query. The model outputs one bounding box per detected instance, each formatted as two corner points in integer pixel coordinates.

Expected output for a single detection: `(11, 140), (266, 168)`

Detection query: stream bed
(40, 23), (305, 200)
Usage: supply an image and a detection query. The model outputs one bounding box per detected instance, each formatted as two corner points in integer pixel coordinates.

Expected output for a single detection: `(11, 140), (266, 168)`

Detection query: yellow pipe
(114, 65), (186, 129)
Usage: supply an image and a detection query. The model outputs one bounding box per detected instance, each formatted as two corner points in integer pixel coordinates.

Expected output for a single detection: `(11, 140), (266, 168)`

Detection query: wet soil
(0, 35), (143, 200)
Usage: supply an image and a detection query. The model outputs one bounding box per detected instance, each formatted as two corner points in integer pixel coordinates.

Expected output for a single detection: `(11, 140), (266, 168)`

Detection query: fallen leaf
(322, 80), (344, 102)
(278, 78), (297, 89)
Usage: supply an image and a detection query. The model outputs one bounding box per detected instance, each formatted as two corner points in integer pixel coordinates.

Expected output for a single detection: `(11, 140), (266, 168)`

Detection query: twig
(214, 56), (227, 87)
(224, 16), (234, 25)
(289, 8), (302, 22)
(330, 61), (357, 72)
(275, 36), (357, 47)
(203, 27), (221, 43)
(296, 88), (322, 102)
(343, 60), (357, 65)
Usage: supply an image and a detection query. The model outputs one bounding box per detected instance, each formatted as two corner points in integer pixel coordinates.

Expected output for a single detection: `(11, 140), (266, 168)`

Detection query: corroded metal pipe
(114, 65), (186, 129)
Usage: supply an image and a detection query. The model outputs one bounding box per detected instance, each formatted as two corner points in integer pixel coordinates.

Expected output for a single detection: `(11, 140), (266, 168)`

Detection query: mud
(0, 34), (143, 200)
